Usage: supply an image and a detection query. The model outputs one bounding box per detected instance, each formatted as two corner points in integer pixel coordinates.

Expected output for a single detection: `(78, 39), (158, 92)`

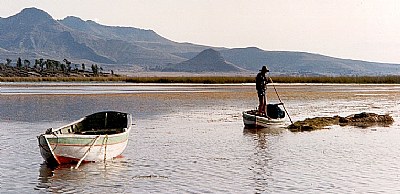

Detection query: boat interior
(49, 112), (130, 135)
(246, 103), (285, 119)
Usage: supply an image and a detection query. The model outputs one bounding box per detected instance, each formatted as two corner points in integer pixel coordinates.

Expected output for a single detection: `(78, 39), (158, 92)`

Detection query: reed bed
(1, 76), (400, 84)
(125, 76), (255, 84)
(270, 76), (400, 84)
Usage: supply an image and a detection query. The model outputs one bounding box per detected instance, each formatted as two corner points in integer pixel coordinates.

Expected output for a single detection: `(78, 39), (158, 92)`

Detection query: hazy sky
(1, 0), (400, 63)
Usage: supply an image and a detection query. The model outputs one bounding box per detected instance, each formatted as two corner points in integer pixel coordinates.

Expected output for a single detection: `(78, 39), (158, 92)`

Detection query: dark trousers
(258, 90), (266, 114)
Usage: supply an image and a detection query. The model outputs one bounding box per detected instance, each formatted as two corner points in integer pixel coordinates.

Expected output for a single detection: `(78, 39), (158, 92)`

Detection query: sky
(1, 0), (400, 64)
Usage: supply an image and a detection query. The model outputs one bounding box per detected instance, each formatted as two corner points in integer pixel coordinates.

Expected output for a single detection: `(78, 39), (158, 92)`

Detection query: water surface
(1, 83), (400, 193)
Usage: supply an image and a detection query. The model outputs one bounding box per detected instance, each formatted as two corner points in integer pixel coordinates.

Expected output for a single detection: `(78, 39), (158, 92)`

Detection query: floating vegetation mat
(288, 112), (394, 132)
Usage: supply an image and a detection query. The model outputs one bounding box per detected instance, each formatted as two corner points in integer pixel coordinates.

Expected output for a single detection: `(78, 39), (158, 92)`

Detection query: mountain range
(1, 7), (400, 76)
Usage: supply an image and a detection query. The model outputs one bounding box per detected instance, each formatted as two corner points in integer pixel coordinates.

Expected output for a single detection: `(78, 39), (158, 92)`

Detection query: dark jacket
(256, 72), (267, 92)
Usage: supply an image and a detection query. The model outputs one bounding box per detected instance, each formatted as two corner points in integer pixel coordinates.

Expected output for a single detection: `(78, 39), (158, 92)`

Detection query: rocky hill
(1, 7), (400, 76)
(161, 49), (244, 72)
(0, 8), (114, 64)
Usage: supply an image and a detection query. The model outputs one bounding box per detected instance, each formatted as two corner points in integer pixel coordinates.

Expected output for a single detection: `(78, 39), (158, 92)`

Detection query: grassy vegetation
(1, 75), (400, 84)
(125, 76), (255, 84)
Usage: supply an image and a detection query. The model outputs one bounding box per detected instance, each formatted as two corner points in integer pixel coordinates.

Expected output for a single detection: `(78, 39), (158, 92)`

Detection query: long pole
(268, 77), (294, 125)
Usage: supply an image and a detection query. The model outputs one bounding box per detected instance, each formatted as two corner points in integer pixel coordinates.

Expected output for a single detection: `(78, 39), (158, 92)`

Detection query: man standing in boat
(256, 66), (269, 116)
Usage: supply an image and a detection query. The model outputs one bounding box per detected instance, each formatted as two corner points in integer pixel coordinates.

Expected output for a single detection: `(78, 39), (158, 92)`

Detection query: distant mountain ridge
(60, 16), (168, 43)
(0, 7), (400, 76)
(220, 48), (400, 75)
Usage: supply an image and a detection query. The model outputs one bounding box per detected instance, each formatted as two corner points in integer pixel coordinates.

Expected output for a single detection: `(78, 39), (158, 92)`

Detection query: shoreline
(2, 82), (399, 97)
(1, 75), (400, 84)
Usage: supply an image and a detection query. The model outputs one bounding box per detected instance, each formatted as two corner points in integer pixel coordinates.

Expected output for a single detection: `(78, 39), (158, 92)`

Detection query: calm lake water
(1, 83), (400, 193)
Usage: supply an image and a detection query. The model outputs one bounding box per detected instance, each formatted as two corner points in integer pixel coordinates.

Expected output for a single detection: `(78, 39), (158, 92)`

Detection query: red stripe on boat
(56, 155), (87, 164)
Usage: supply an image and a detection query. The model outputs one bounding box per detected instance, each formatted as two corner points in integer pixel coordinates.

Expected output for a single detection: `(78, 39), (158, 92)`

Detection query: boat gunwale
(44, 111), (132, 136)
(43, 127), (131, 138)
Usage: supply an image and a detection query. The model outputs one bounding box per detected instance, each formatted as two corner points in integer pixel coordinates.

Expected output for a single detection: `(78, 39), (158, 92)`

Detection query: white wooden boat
(38, 111), (132, 166)
(243, 104), (286, 128)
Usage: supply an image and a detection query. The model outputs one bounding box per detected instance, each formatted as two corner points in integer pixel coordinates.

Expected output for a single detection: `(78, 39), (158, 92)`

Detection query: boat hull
(38, 133), (129, 165)
(38, 111), (132, 166)
(243, 110), (285, 128)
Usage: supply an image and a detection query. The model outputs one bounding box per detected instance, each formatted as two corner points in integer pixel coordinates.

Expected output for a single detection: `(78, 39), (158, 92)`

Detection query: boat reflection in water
(243, 125), (286, 194)
(36, 158), (130, 193)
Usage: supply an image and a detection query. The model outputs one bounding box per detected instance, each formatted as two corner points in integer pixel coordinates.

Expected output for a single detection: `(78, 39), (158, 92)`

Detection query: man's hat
(260, 66), (269, 72)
